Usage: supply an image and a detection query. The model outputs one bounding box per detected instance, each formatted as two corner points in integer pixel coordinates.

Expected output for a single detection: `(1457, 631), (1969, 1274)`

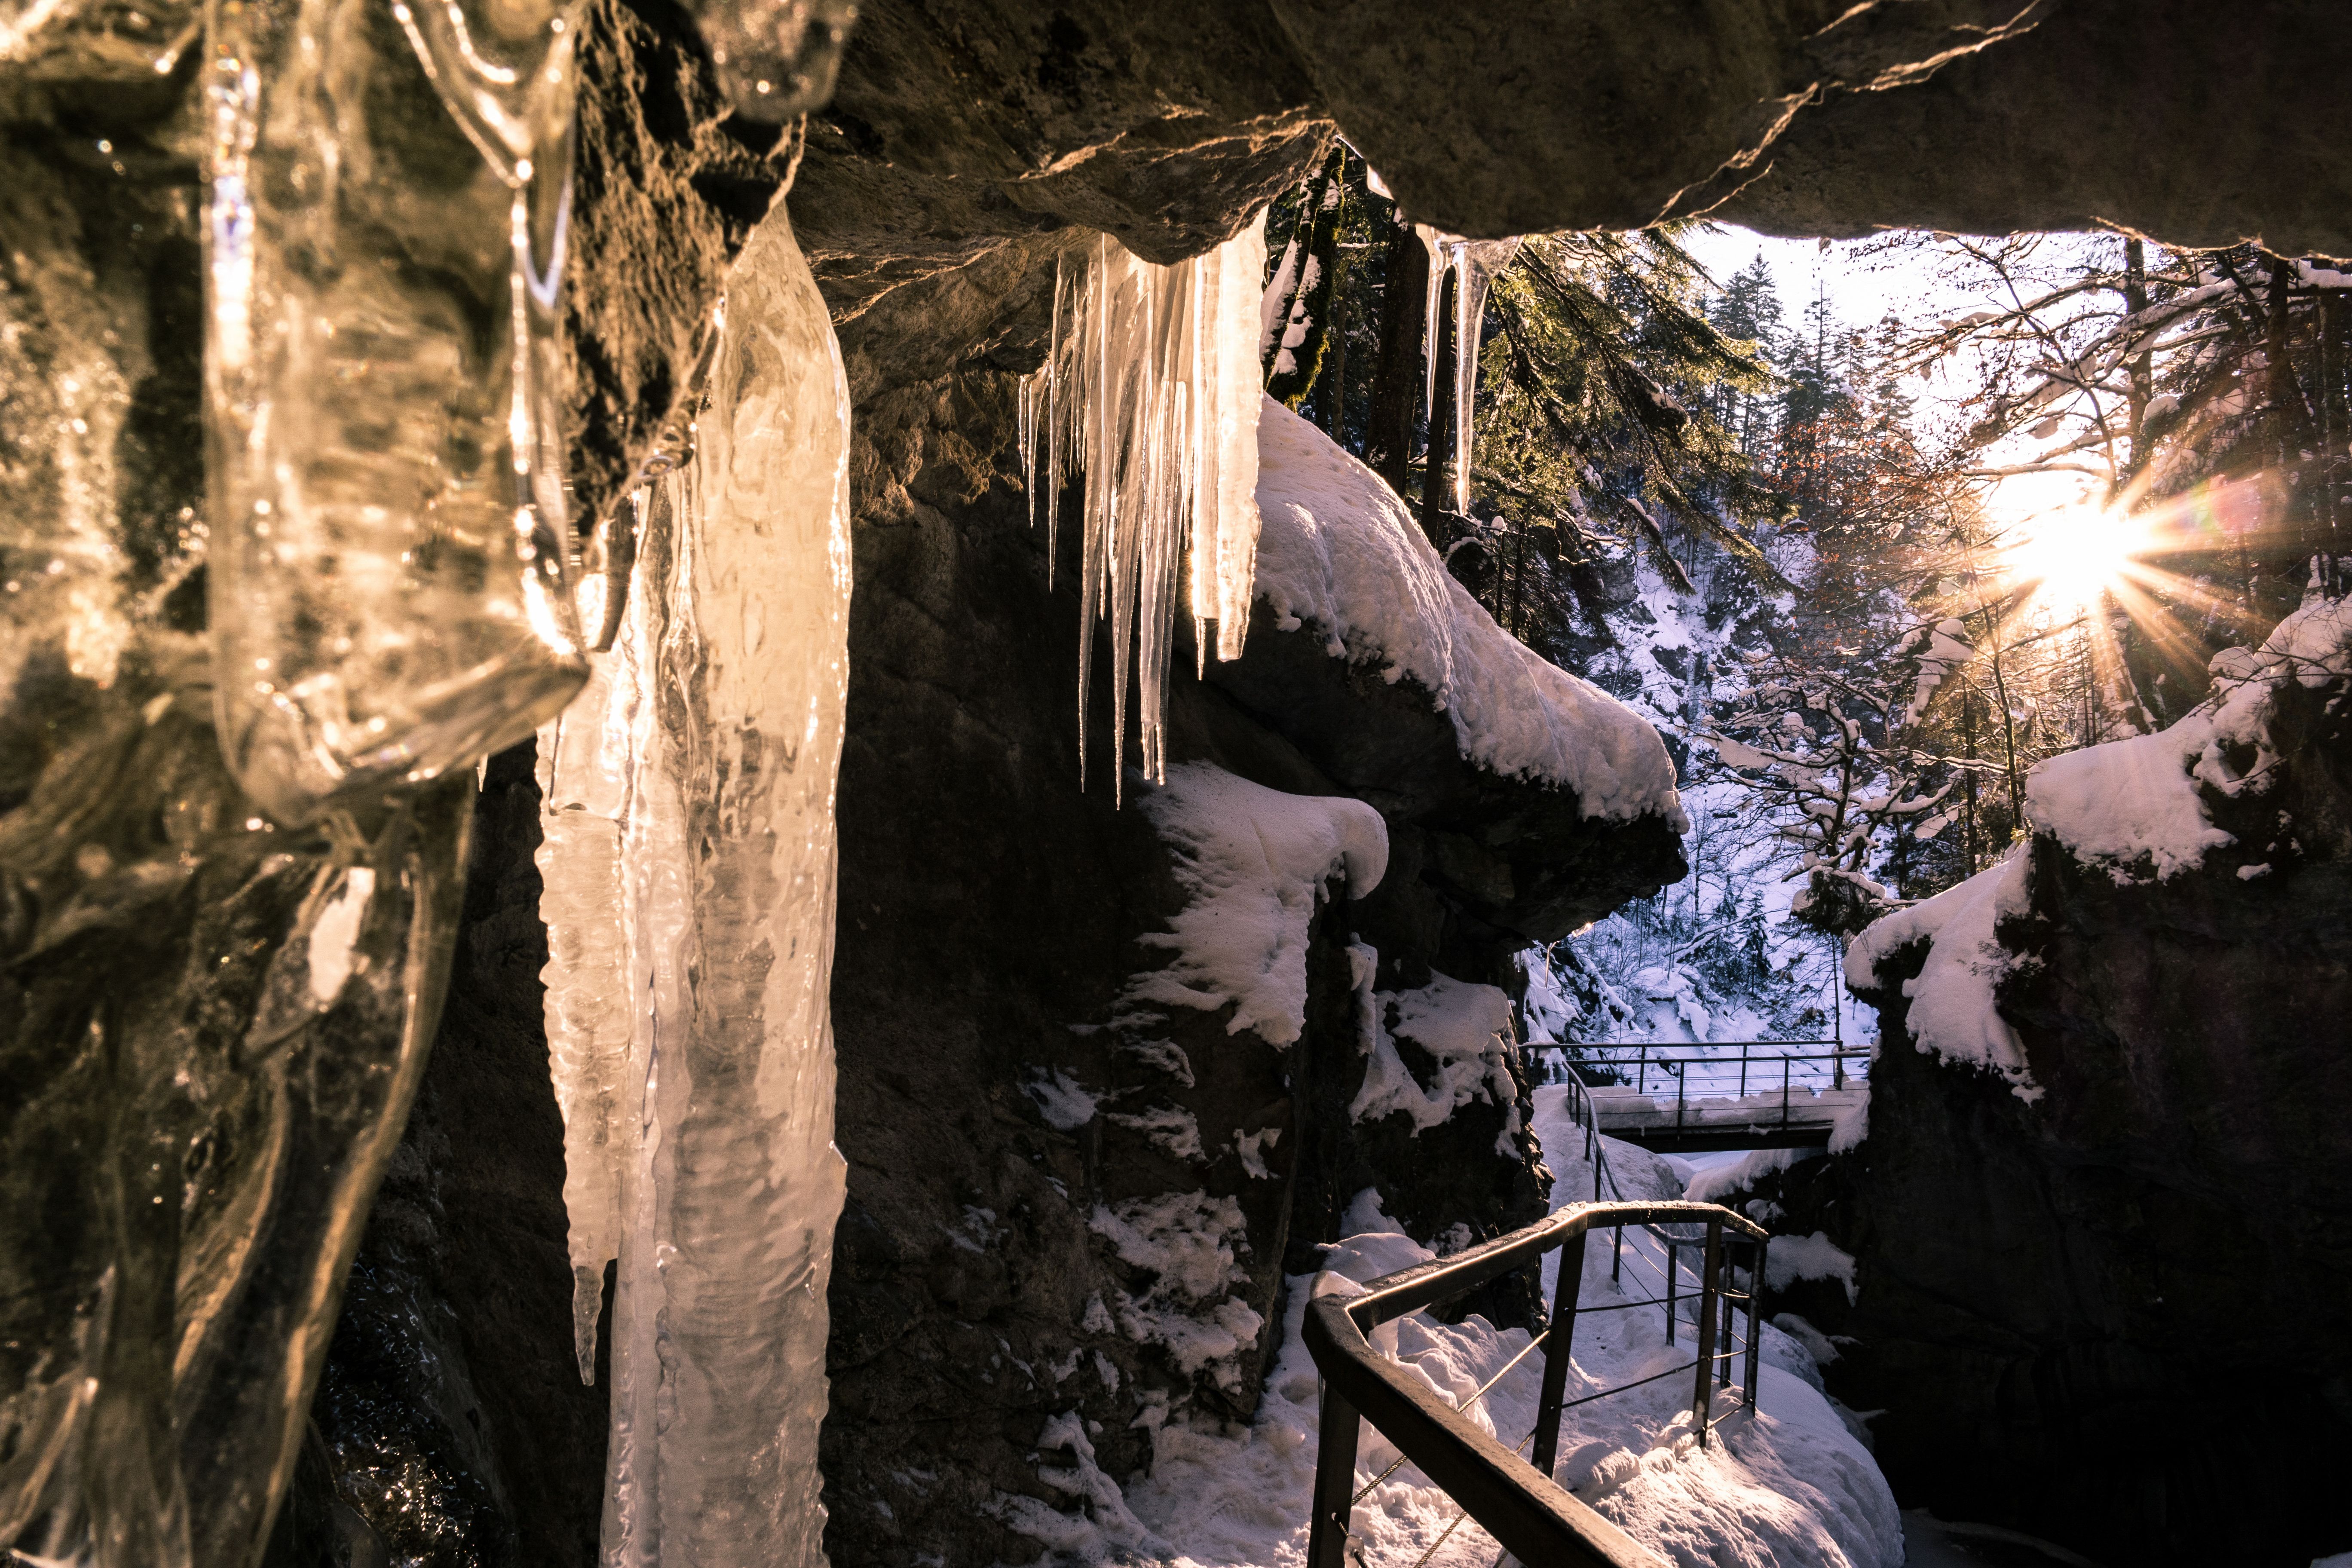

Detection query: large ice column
(203, 0), (590, 824)
(1020, 216), (1269, 796)
(537, 207), (852, 1568)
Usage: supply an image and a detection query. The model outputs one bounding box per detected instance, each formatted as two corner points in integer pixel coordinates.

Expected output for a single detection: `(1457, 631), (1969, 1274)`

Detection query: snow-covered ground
(1021, 1090), (1902, 1567)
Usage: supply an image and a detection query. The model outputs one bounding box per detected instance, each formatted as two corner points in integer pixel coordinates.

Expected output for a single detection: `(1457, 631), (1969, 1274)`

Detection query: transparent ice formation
(536, 208), (853, 1568)
(0, 0), (199, 78)
(1417, 225), (1523, 516)
(679, 0), (856, 121)
(1, 68), (484, 1568)
(203, 0), (592, 824)
(1019, 215), (1269, 797)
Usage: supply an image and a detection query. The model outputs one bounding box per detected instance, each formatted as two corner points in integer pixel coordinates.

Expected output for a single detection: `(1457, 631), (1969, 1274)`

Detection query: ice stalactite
(536, 208), (852, 1568)
(203, 0), (592, 824)
(675, 0), (855, 121)
(1417, 226), (1524, 516)
(1019, 215), (1268, 797)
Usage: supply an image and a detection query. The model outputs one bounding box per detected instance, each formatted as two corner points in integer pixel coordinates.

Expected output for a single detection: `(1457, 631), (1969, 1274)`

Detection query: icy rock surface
(679, 0), (854, 121)
(203, 0), (590, 822)
(536, 207), (852, 1568)
(0, 47), (493, 1568)
(1019, 218), (1268, 796)
(1253, 398), (1686, 826)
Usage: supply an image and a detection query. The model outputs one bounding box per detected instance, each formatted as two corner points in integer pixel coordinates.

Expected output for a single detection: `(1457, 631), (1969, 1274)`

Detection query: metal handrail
(1302, 1195), (1772, 1568)
(1522, 1042), (1873, 1100)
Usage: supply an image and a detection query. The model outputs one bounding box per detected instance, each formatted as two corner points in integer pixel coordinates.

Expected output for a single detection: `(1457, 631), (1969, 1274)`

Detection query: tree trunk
(1421, 266), (1456, 546)
(1318, 254), (1350, 442)
(2122, 237), (2152, 486)
(1369, 221), (1428, 499)
(2266, 254), (2303, 570)
(1961, 692), (1980, 874)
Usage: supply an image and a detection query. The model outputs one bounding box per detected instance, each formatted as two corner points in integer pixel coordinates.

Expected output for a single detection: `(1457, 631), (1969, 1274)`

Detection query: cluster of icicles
(1017, 219), (1271, 798)
(1017, 211), (1522, 802)
(1418, 227), (1522, 516)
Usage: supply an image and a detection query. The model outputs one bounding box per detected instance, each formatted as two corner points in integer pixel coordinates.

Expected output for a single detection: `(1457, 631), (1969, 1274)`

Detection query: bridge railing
(1304, 1076), (1772, 1568)
(1522, 1041), (1874, 1096)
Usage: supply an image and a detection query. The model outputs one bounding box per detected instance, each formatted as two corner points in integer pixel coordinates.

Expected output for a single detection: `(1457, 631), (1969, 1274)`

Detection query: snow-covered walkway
(1024, 1090), (1902, 1567)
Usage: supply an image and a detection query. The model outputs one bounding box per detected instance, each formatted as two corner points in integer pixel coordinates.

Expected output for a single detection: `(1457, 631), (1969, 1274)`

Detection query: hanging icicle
(1018, 214), (1268, 800)
(1417, 226), (1525, 518)
(204, 0), (592, 823)
(536, 206), (852, 1568)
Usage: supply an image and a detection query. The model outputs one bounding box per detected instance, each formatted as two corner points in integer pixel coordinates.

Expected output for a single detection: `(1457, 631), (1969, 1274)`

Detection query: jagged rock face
(817, 360), (1656, 1564)
(570, 0), (2352, 522)
(1749, 676), (2352, 1568)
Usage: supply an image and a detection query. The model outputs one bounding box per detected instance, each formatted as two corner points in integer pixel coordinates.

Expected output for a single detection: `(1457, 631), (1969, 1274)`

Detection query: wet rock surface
(1740, 677), (2352, 1568)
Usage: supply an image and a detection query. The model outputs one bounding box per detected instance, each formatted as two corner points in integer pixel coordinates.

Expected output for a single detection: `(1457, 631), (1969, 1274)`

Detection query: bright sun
(2003, 502), (2146, 614)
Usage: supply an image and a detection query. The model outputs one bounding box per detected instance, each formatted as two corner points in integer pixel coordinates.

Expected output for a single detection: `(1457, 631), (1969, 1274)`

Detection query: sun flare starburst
(2003, 503), (2150, 614)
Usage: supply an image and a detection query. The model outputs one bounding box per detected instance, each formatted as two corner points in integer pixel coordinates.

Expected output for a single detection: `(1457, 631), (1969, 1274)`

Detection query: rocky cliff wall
(1732, 661), (2352, 1568)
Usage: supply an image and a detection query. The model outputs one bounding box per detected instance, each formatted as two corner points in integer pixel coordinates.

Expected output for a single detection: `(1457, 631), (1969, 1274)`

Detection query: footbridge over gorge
(1521, 1044), (1872, 1155)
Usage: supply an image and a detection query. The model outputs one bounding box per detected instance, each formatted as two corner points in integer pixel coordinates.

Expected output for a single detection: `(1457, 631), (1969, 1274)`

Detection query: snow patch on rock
(1088, 1191), (1265, 1391)
(1253, 398), (1687, 830)
(2026, 596), (2352, 881)
(1764, 1233), (1859, 1306)
(1349, 967), (1525, 1154)
(1846, 849), (2040, 1099)
(1129, 760), (1387, 1046)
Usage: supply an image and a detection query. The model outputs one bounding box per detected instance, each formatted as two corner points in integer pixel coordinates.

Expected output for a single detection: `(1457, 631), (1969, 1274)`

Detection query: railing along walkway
(1522, 1043), (1872, 1153)
(1305, 1077), (1772, 1568)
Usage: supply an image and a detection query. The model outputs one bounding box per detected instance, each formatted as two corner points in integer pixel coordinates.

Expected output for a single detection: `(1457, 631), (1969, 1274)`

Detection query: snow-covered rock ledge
(1766, 595), (2352, 1562)
(1845, 596), (2352, 1106)
(1252, 398), (1688, 830)
(1203, 401), (1688, 980)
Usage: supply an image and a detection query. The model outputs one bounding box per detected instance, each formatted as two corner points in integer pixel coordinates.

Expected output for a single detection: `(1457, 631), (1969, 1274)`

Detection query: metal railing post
(1305, 1381), (1361, 1568)
(1834, 1050), (1845, 1091)
(1781, 1056), (1792, 1130)
(1744, 1236), (1767, 1410)
(1691, 1218), (1724, 1448)
(1637, 1044), (1647, 1096)
(1611, 1223), (1623, 1283)
(1529, 1231), (1589, 1478)
(1738, 1052), (1748, 1099)
(1663, 1241), (1678, 1344)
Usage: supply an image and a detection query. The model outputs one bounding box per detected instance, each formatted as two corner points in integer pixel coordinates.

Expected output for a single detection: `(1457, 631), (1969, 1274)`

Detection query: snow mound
(1845, 850), (2040, 1101)
(1253, 398), (1687, 830)
(1129, 761), (1388, 1046)
(2026, 596), (2352, 882)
